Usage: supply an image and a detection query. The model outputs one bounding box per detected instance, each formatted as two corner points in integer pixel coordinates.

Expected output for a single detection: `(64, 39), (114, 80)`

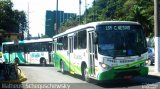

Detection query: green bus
(52, 21), (149, 82)
(2, 38), (53, 65)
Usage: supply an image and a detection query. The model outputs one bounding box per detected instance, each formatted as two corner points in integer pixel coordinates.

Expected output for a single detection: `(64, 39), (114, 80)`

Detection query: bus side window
(57, 38), (60, 50)
(78, 30), (87, 49)
(63, 36), (68, 50)
(44, 43), (47, 51)
(3, 45), (8, 53)
(74, 33), (78, 49)
(34, 43), (40, 52)
(19, 44), (23, 52)
(41, 43), (45, 51)
(17, 44), (24, 52)
(48, 43), (52, 52)
(30, 43), (34, 52)
(24, 44), (28, 53)
(59, 37), (63, 50)
(57, 37), (63, 51)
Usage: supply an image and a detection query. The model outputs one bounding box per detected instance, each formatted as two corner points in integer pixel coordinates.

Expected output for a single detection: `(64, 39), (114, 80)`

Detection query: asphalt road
(11, 65), (160, 89)
(20, 65), (85, 83)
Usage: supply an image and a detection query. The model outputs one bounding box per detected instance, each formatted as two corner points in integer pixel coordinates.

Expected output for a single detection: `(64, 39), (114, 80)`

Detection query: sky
(11, 0), (94, 37)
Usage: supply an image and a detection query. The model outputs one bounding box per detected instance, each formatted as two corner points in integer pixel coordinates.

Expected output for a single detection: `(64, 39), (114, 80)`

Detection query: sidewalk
(148, 65), (160, 77)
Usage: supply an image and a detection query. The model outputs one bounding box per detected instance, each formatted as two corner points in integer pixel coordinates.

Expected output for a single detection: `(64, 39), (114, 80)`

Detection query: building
(45, 10), (76, 37)
(45, 11), (54, 38)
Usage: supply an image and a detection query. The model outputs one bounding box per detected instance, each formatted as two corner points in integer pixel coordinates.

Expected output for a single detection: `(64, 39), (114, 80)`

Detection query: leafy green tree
(14, 10), (28, 34)
(82, 0), (154, 37)
(41, 34), (49, 38)
(0, 0), (28, 39)
(117, 0), (154, 36)
(0, 0), (15, 32)
(60, 16), (79, 33)
(48, 0), (153, 37)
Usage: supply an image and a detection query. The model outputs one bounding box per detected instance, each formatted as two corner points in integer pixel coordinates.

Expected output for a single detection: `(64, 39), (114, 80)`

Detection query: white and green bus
(2, 38), (53, 65)
(52, 21), (149, 82)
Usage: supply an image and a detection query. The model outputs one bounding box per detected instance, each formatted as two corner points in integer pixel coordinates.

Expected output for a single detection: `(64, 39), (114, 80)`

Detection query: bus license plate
(124, 75), (132, 79)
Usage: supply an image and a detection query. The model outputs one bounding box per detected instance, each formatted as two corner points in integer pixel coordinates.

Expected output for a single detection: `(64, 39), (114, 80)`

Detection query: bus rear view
(95, 22), (149, 81)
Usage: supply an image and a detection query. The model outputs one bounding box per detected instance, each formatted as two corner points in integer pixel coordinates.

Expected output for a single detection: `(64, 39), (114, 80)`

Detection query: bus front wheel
(82, 66), (91, 82)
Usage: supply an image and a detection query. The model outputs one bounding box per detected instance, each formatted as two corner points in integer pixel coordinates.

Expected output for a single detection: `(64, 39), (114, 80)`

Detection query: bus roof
(2, 38), (52, 45)
(53, 21), (140, 38)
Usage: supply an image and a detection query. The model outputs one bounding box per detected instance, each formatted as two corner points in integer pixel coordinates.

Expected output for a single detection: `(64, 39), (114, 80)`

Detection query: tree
(0, 0), (28, 39)
(0, 0), (16, 32)
(14, 10), (28, 34)
(116, 0), (154, 36)
(82, 0), (154, 37)
(59, 16), (79, 33)
(83, 0), (126, 22)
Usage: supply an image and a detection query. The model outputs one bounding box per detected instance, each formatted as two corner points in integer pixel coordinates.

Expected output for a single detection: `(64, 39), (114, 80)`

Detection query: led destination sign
(105, 26), (131, 31)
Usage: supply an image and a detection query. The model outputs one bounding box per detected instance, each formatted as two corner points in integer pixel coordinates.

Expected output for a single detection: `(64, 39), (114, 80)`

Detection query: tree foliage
(82, 0), (154, 37)
(53, 0), (153, 37)
(0, 0), (27, 35)
(59, 16), (79, 33)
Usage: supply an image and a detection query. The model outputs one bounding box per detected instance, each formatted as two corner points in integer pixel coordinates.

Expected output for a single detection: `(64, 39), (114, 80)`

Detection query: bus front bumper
(97, 66), (148, 81)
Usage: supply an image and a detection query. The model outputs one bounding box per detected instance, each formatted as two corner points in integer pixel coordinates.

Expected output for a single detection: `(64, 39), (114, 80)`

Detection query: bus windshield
(97, 24), (147, 57)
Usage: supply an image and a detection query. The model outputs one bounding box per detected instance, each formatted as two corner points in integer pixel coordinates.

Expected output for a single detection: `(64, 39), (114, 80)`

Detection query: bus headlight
(101, 63), (107, 68)
(145, 59), (150, 66)
(145, 60), (149, 64)
(99, 62), (112, 69)
(140, 60), (150, 66)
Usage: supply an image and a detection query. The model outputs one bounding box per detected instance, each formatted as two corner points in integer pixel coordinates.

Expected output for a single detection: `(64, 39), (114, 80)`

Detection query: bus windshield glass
(97, 24), (147, 57)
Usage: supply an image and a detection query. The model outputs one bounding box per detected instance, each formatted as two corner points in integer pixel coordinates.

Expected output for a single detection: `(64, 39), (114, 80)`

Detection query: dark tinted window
(78, 30), (87, 49)
(97, 24), (147, 57)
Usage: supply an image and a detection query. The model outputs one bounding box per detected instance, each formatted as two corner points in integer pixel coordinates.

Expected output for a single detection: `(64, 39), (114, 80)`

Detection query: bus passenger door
(68, 36), (74, 72)
(88, 31), (95, 75)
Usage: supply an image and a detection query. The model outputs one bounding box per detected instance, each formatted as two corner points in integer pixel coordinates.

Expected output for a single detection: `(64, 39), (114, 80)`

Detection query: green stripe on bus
(4, 54), (9, 63)
(3, 52), (26, 64)
(97, 66), (148, 80)
(3, 53), (15, 63)
(113, 59), (146, 69)
(17, 53), (26, 63)
(56, 52), (81, 75)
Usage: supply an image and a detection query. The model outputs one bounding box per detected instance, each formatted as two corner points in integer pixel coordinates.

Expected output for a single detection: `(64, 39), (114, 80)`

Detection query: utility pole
(56, 0), (58, 35)
(154, 0), (160, 73)
(93, 0), (95, 21)
(27, 2), (30, 39)
(79, 0), (81, 24)
(85, 0), (87, 23)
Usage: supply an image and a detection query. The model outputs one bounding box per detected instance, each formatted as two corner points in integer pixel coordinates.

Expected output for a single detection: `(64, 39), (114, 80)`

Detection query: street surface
(14, 65), (160, 89)
(20, 66), (85, 83)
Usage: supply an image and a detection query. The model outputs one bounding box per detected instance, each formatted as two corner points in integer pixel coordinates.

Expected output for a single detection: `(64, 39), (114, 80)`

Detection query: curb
(18, 64), (53, 67)
(18, 70), (27, 83)
(148, 72), (160, 79)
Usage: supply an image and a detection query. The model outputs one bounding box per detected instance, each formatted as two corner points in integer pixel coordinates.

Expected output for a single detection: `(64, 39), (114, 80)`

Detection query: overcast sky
(11, 0), (94, 37)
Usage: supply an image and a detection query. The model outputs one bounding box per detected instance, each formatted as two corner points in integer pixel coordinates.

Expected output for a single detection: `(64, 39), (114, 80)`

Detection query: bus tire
(60, 60), (65, 74)
(82, 65), (91, 82)
(40, 57), (46, 66)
